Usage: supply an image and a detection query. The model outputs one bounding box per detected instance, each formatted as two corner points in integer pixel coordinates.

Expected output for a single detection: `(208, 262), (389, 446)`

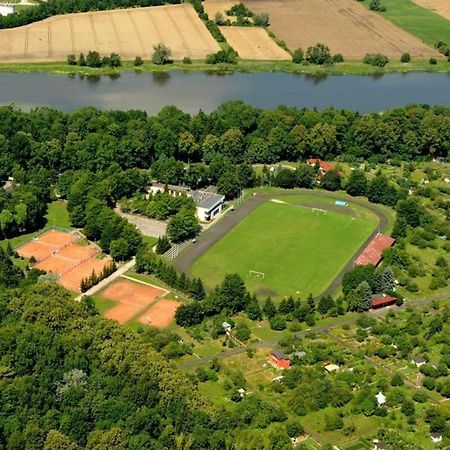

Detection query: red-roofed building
(371, 294), (397, 309)
(307, 158), (334, 174)
(355, 233), (395, 267)
(268, 350), (291, 369)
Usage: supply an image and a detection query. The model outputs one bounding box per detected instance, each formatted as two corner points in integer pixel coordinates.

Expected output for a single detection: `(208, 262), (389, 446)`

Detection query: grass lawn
(93, 295), (116, 314)
(191, 198), (378, 299)
(361, 0), (450, 46)
(0, 200), (71, 251)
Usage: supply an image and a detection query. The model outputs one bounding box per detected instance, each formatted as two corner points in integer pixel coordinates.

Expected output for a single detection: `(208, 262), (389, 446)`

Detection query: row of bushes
(67, 51), (121, 68)
(80, 261), (117, 292)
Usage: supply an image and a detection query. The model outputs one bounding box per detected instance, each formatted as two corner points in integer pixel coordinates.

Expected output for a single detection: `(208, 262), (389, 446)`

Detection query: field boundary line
(127, 11), (146, 55)
(109, 13), (123, 54)
(24, 29), (29, 57)
(166, 6), (190, 52)
(89, 13), (99, 52)
(48, 22), (52, 57)
(121, 274), (169, 295)
(145, 9), (163, 43)
(69, 17), (75, 53)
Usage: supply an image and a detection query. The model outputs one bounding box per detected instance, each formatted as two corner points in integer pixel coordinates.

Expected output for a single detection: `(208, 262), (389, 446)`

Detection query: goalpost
(249, 270), (265, 280)
(312, 207), (327, 215)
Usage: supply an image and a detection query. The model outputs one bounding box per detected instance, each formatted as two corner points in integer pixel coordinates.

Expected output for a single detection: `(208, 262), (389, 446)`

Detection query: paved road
(176, 294), (447, 369)
(173, 189), (389, 299)
(75, 258), (135, 301)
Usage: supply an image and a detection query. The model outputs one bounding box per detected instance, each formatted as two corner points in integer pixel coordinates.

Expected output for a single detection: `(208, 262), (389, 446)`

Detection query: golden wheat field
(0, 4), (220, 62)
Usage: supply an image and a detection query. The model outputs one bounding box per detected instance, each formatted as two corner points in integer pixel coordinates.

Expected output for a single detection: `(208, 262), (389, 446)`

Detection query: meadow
(191, 197), (378, 299)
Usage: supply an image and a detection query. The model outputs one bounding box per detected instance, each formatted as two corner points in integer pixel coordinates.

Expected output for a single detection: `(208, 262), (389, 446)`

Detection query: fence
(162, 239), (192, 261)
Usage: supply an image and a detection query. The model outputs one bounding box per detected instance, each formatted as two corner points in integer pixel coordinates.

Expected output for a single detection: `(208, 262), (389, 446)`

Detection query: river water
(1, 70), (449, 113)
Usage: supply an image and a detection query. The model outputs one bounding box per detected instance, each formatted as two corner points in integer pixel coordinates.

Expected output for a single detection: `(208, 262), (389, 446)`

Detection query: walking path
(176, 294), (446, 369)
(75, 258), (135, 301)
(173, 189), (389, 299)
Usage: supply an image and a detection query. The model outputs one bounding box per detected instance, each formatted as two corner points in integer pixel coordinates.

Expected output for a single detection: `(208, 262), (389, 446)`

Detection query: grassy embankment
(360, 0), (450, 46)
(0, 57), (449, 77)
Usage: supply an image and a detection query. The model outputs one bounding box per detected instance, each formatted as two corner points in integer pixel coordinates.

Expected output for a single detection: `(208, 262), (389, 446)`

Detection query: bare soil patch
(242, 0), (437, 59)
(413, 0), (450, 20)
(219, 26), (290, 60)
(0, 4), (220, 62)
(204, 0), (238, 23)
(138, 298), (181, 328)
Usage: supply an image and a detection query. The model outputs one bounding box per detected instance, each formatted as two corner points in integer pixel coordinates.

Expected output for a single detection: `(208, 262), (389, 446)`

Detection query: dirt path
(173, 190), (389, 299)
(177, 294), (447, 369)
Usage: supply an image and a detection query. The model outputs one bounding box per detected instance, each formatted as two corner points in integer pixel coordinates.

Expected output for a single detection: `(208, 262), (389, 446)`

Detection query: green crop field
(191, 197), (378, 299)
(361, 0), (450, 46)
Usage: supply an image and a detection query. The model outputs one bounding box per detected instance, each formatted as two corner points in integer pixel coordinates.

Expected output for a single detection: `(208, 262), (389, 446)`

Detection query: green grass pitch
(191, 198), (378, 299)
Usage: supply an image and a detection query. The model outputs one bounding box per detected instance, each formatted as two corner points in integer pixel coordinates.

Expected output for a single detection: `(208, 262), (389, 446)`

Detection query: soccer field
(191, 198), (378, 299)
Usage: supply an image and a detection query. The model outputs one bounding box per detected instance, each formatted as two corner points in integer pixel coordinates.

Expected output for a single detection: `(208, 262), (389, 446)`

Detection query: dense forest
(0, 0), (181, 29)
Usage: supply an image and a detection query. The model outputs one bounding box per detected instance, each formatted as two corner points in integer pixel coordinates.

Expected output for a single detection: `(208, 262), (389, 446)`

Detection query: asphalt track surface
(177, 294), (447, 369)
(173, 189), (389, 299)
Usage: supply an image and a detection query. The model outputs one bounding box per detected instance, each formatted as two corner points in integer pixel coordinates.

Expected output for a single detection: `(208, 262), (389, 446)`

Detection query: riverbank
(0, 58), (449, 77)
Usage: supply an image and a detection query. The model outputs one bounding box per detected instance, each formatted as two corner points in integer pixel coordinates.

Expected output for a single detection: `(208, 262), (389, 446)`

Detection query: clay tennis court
(17, 229), (78, 261)
(35, 244), (98, 276)
(413, 0), (450, 20)
(219, 26), (290, 60)
(138, 298), (181, 328)
(101, 279), (168, 324)
(240, 0), (437, 59)
(0, 4), (220, 62)
(60, 257), (112, 292)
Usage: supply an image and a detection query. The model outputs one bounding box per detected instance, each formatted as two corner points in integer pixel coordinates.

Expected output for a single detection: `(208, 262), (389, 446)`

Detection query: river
(1, 70), (450, 113)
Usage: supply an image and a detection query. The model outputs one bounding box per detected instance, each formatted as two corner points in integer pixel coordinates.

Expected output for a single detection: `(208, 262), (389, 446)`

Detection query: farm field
(368, 0), (450, 45)
(241, 0), (438, 59)
(0, 4), (220, 62)
(219, 26), (290, 60)
(191, 196), (378, 299)
(413, 0), (450, 21)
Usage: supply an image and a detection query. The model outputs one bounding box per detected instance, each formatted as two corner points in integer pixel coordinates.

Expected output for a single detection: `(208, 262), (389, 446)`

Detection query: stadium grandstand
(355, 233), (395, 266)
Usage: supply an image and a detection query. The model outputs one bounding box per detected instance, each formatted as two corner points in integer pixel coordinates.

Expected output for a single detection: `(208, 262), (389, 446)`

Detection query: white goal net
(312, 208), (327, 215)
(249, 270), (265, 279)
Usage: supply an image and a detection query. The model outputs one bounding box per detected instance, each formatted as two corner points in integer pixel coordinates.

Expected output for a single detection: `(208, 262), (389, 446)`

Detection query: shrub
(270, 314), (287, 331)
(134, 56), (144, 67)
(67, 54), (77, 65)
(305, 43), (332, 65)
(292, 48), (304, 64)
(78, 52), (86, 66)
(86, 51), (102, 68)
(405, 281), (419, 292)
(401, 52), (411, 63)
(182, 56), (192, 64)
(429, 57), (437, 65)
(363, 53), (389, 67)
(152, 43), (172, 65)
(253, 12), (269, 27)
(206, 48), (238, 64)
(332, 53), (344, 63)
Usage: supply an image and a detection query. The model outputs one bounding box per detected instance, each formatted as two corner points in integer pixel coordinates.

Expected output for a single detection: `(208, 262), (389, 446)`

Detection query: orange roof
(371, 295), (397, 308)
(307, 158), (333, 172)
(355, 233), (395, 266)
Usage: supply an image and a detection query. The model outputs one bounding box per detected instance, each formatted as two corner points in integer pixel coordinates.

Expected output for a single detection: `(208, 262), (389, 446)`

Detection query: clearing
(413, 0), (450, 21)
(219, 26), (290, 60)
(0, 4), (220, 62)
(241, 0), (437, 59)
(190, 196), (378, 298)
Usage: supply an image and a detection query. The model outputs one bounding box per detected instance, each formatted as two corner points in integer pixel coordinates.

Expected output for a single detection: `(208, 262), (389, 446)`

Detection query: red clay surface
(17, 229), (77, 261)
(105, 303), (144, 324)
(60, 257), (112, 292)
(138, 299), (181, 328)
(101, 280), (167, 306)
(35, 255), (80, 276)
(57, 244), (97, 260)
(101, 279), (169, 325)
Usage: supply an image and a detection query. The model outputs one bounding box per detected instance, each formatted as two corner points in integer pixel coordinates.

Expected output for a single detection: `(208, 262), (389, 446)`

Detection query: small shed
(268, 350), (291, 369)
(222, 321), (232, 332)
(335, 200), (348, 207)
(412, 355), (426, 367)
(375, 391), (386, 406)
(430, 432), (442, 443)
(324, 363), (340, 373)
(371, 294), (397, 309)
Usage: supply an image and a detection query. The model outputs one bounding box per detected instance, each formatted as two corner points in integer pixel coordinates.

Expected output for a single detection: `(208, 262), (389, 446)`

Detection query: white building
(149, 183), (225, 222)
(430, 433), (442, 443)
(0, 4), (15, 16)
(375, 391), (386, 406)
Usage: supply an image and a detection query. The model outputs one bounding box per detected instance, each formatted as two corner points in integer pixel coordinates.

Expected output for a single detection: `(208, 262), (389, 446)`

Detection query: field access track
(413, 0), (450, 21)
(173, 191), (389, 299)
(242, 0), (438, 59)
(0, 4), (220, 62)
